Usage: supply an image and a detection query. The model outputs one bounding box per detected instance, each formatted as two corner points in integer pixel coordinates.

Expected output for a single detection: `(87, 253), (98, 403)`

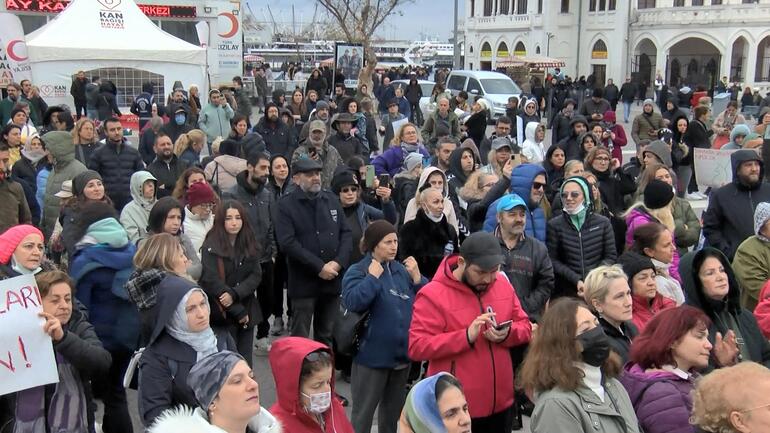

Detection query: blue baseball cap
(496, 193), (528, 213)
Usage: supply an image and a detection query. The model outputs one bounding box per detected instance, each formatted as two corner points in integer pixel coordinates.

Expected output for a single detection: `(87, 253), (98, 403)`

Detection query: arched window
(481, 42), (493, 59)
(497, 42), (509, 58)
(514, 41), (526, 56)
(591, 40), (608, 59)
(535, 45), (541, 54)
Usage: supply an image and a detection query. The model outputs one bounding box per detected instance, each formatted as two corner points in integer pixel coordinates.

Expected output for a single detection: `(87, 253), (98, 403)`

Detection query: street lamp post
(454, 0), (461, 69)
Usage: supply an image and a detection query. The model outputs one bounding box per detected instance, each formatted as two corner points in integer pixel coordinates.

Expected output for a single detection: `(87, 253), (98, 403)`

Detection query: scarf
(401, 141), (419, 153)
(15, 352), (88, 433)
(84, 218), (129, 248)
(21, 148), (46, 165)
(403, 373), (452, 433)
(165, 289), (218, 362)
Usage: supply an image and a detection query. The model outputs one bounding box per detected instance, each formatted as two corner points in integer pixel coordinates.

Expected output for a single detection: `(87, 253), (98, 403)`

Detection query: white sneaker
(254, 337), (272, 356)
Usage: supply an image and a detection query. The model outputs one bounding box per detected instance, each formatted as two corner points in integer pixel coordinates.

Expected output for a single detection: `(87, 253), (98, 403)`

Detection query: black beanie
(331, 169), (358, 195)
(363, 220), (397, 253)
(617, 251), (655, 282)
(72, 170), (103, 198)
(643, 179), (674, 210)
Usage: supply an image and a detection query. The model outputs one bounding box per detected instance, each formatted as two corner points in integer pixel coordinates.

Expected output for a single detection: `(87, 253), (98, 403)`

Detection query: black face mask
(576, 326), (611, 367)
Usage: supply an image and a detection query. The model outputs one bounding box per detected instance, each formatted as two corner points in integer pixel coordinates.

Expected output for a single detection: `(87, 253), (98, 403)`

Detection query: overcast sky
(246, 0), (464, 41)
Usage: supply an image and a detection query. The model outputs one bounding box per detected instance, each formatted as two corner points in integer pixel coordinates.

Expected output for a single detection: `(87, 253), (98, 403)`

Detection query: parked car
(392, 79), (435, 121)
(445, 70), (521, 119)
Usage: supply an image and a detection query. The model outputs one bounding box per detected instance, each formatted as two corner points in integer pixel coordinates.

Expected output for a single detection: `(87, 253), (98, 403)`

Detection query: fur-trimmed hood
(149, 405), (282, 433)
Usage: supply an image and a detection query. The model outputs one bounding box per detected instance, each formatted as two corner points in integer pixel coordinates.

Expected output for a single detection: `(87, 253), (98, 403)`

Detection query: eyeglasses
(561, 191), (582, 199)
(341, 186), (359, 193)
(594, 156), (610, 162)
(739, 402), (770, 413)
(200, 203), (216, 210)
(532, 182), (546, 190)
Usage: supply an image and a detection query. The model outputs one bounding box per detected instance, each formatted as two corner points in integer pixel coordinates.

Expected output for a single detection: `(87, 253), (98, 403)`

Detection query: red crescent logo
(6, 40), (28, 62)
(217, 12), (238, 38)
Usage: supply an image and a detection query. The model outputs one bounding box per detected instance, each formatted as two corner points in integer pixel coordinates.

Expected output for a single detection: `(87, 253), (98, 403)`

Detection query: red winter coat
(632, 293), (676, 333)
(408, 255), (532, 418)
(753, 280), (770, 339)
(268, 337), (355, 433)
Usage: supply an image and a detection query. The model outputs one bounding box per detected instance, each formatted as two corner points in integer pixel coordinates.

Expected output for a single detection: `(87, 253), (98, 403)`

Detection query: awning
(244, 54), (265, 62)
(496, 56), (566, 68)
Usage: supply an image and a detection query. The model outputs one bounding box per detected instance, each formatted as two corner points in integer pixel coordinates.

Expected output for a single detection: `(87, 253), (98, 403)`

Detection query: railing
(633, 4), (770, 26)
(467, 13), (532, 30)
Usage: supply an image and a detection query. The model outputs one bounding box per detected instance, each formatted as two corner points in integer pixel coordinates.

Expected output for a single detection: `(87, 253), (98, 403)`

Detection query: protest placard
(0, 274), (58, 396)
(693, 148), (745, 188)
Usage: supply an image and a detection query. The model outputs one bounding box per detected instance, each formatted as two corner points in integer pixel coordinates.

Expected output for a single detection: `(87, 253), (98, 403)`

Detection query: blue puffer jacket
(70, 243), (138, 352)
(483, 164), (547, 242)
(342, 254), (427, 369)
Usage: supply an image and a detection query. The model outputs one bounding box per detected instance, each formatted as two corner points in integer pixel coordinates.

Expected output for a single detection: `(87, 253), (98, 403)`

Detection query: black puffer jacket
(599, 315), (638, 363)
(87, 139), (144, 210)
(546, 211), (617, 298)
(590, 165), (637, 216)
(223, 171), (276, 263)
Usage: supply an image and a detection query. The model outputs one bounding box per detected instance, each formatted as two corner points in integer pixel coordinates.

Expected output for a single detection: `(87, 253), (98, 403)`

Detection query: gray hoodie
(120, 170), (157, 242)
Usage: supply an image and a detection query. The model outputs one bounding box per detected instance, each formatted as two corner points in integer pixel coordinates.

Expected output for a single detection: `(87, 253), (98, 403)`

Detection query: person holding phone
(409, 232), (532, 433)
(342, 221), (427, 433)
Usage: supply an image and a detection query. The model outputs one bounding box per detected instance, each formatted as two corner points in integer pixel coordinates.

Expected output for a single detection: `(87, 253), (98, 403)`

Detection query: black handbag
(333, 300), (370, 357)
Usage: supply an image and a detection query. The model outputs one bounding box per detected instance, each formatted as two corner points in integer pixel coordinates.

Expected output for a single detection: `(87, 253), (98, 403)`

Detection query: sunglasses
(561, 191), (582, 199)
(532, 182), (546, 190)
(341, 186), (359, 193)
(305, 351), (331, 362)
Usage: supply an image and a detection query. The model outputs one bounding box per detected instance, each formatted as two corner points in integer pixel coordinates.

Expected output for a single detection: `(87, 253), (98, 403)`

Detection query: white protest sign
(0, 274), (58, 396)
(693, 148), (744, 188)
(391, 118), (409, 136)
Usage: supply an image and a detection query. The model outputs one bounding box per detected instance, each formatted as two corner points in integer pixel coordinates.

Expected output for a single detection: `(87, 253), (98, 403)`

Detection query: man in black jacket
(130, 82), (155, 131)
(703, 149), (770, 260)
(253, 102), (296, 158)
(619, 77), (636, 123)
(146, 132), (189, 198)
(274, 158), (352, 346)
(494, 193), (554, 322)
(161, 104), (193, 143)
(224, 151), (276, 352)
(88, 117), (144, 210)
(556, 115), (588, 161)
(70, 71), (89, 120)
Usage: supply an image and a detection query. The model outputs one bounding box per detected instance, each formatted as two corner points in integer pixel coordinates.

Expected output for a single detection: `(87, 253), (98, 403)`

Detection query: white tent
(25, 0), (207, 108)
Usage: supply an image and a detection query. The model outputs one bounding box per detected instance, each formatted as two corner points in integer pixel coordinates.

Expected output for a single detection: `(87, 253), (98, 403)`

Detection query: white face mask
(424, 209), (444, 223)
(564, 203), (585, 215)
(302, 390), (331, 414)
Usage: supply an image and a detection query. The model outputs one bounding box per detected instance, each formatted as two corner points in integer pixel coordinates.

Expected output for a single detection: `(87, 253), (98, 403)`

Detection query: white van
(445, 70), (521, 119)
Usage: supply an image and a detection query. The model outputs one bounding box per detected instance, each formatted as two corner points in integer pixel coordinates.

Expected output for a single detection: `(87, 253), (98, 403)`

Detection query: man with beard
(146, 132), (190, 198)
(89, 117), (144, 210)
(275, 158), (352, 347)
(224, 151), (276, 353)
(299, 100), (332, 143)
(253, 102), (296, 158)
(327, 112), (365, 163)
(631, 98), (663, 143)
(408, 231), (532, 433)
(291, 120), (344, 189)
(703, 149), (770, 260)
(0, 83), (35, 126)
(556, 115), (588, 161)
(482, 164), (549, 242)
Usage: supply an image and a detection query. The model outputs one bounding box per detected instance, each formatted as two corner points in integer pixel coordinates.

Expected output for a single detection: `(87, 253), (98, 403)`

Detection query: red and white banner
(0, 13), (33, 83)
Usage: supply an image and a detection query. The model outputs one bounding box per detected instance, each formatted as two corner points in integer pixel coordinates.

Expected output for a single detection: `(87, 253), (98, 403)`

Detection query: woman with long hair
(220, 113), (265, 160)
(586, 146), (636, 216)
(144, 197), (201, 278)
(174, 129), (206, 168)
(619, 306), (712, 433)
(372, 122), (430, 177)
(199, 200), (262, 364)
(59, 170), (113, 258)
(172, 166), (208, 204)
(2, 123), (23, 165)
(543, 144), (566, 202)
(521, 298), (639, 433)
(72, 117), (99, 165)
(630, 222), (684, 305)
(288, 89), (309, 125)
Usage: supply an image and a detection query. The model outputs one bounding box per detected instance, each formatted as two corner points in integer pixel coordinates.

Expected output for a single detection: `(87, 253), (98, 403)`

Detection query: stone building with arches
(464, 0), (770, 93)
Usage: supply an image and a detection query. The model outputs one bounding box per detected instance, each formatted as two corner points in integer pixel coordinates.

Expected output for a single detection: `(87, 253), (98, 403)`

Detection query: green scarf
(561, 177), (591, 231)
(86, 218), (129, 248)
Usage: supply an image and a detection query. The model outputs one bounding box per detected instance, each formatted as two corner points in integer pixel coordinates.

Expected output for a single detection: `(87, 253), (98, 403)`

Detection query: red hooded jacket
(631, 293), (676, 333)
(408, 255), (532, 418)
(268, 337), (354, 433)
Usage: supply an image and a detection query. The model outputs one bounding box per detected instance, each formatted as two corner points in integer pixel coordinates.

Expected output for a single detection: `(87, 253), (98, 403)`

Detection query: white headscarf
(166, 288), (218, 361)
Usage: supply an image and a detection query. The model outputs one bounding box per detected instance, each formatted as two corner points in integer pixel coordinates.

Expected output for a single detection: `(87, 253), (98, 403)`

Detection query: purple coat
(372, 144), (430, 177)
(619, 363), (696, 433)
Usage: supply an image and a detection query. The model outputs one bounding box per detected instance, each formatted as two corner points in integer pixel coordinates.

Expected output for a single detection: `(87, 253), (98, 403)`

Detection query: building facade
(464, 0), (770, 92)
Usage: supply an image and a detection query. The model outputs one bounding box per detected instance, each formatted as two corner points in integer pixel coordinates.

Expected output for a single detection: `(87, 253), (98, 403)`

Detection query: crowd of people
(1, 66), (770, 433)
